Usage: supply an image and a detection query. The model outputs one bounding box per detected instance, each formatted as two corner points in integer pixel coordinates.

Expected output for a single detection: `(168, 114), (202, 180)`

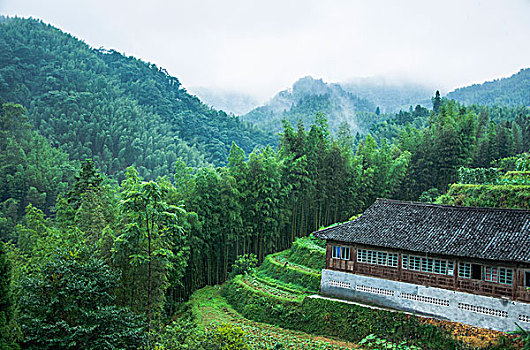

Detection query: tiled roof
(315, 199), (530, 263)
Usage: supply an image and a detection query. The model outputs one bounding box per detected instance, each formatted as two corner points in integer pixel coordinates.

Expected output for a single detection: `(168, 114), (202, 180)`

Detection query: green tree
(432, 90), (441, 113)
(0, 242), (18, 349)
(17, 250), (146, 349)
(117, 167), (189, 333)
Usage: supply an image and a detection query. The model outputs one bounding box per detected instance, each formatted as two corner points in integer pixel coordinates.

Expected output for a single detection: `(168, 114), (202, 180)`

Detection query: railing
(356, 263), (399, 280)
(516, 287), (530, 302)
(329, 258), (354, 272)
(327, 259), (529, 304)
(457, 279), (513, 299)
(401, 270), (454, 289)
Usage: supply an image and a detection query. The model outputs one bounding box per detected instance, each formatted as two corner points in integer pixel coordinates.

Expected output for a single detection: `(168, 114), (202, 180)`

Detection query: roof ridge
(375, 198), (530, 214)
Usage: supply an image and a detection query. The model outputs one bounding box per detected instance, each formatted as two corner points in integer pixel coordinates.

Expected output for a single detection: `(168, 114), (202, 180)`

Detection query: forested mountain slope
(447, 68), (530, 107)
(242, 76), (378, 135)
(0, 17), (274, 179)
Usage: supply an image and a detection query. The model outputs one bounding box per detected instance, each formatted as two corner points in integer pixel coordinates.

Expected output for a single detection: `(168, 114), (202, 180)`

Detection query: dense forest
(1, 16), (530, 350)
(0, 17), (274, 179)
(242, 76), (377, 135)
(447, 68), (530, 107)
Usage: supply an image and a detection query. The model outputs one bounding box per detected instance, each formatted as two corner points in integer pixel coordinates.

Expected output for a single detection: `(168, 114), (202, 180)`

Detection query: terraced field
(189, 286), (356, 350)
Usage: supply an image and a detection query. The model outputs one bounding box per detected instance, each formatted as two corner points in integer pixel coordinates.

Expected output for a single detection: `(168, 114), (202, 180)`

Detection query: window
(357, 248), (398, 267)
(389, 253), (398, 267)
(332, 245), (350, 260)
(485, 266), (513, 284)
(358, 249), (367, 263)
(403, 255), (454, 276)
(409, 256), (421, 271)
(341, 246), (350, 260)
(499, 268), (513, 285)
(448, 261), (454, 276)
(332, 245), (340, 259)
(525, 271), (530, 288)
(484, 267), (498, 283)
(459, 263), (471, 279)
(377, 251), (387, 265)
(434, 259), (447, 275)
(421, 258), (433, 273)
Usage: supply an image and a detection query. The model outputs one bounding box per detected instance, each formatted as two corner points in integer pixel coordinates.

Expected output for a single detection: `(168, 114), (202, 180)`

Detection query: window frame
(357, 248), (398, 268)
(458, 262), (471, 279)
(331, 245), (351, 261)
(341, 246), (350, 260)
(498, 267), (513, 285)
(402, 254), (454, 276)
(484, 266), (499, 283)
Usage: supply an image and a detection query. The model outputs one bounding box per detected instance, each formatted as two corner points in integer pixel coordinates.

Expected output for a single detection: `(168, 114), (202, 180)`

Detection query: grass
(188, 285), (357, 350)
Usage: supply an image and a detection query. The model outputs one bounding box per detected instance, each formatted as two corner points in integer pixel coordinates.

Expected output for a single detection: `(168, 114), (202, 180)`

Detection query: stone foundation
(320, 269), (530, 332)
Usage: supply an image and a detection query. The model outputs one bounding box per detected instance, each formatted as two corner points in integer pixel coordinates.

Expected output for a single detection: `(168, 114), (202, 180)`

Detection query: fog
(1, 0), (529, 101)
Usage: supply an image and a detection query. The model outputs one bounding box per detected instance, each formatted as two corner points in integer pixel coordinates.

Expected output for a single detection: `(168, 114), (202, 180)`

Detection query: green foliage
(359, 334), (421, 350)
(224, 281), (467, 350)
(0, 17), (274, 179)
(185, 286), (353, 350)
(437, 184), (530, 209)
(17, 249), (147, 349)
(229, 254), (258, 279)
(242, 76), (375, 136)
(115, 167), (190, 331)
(418, 188), (441, 203)
(0, 103), (75, 240)
(458, 167), (500, 185)
(209, 323), (249, 350)
(287, 237), (326, 271)
(0, 242), (18, 349)
(259, 253), (321, 292)
(494, 153), (530, 172)
(154, 315), (215, 350)
(447, 68), (530, 107)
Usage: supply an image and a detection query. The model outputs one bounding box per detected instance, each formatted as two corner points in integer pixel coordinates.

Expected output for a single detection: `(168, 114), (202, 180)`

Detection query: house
(315, 198), (530, 331)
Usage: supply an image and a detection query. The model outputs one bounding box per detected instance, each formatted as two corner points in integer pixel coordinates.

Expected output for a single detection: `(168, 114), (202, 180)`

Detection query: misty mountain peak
(292, 76), (329, 97)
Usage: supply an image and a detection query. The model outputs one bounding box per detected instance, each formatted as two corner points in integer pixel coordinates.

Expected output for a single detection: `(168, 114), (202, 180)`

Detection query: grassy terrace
(189, 286), (356, 350)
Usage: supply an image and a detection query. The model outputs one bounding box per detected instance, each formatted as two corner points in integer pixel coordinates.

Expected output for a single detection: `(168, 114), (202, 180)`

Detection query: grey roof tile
(315, 199), (530, 263)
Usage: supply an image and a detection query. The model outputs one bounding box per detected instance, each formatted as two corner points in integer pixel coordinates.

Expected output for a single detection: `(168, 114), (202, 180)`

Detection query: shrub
(209, 323), (249, 350)
(224, 279), (469, 350)
(17, 249), (147, 349)
(288, 237), (326, 271)
(229, 254), (258, 279)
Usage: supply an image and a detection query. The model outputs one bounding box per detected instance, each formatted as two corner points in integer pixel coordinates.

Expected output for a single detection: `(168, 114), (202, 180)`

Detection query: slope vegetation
(0, 17), (274, 179)
(242, 76), (378, 135)
(222, 236), (517, 350)
(447, 68), (530, 107)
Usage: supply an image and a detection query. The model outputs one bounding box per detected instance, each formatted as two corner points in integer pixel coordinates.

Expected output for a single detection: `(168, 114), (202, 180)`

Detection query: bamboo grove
(2, 96), (530, 348)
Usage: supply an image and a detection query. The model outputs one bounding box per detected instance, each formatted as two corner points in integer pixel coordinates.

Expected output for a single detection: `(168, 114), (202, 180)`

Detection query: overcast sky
(1, 0), (529, 100)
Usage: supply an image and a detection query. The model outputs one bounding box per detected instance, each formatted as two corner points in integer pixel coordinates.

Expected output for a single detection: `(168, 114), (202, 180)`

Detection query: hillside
(447, 68), (530, 107)
(0, 17), (275, 179)
(201, 236), (508, 349)
(242, 76), (378, 135)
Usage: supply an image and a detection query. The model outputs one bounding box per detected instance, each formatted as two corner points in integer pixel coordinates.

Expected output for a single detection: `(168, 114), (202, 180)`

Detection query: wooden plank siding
(326, 242), (530, 303)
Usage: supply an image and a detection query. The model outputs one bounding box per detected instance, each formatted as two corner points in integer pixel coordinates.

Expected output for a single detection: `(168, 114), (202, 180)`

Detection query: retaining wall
(320, 269), (530, 332)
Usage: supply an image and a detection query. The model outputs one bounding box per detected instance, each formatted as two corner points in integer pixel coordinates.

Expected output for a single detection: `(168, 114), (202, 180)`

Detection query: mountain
(0, 17), (275, 179)
(188, 87), (261, 115)
(447, 68), (530, 107)
(341, 77), (434, 113)
(242, 76), (377, 135)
